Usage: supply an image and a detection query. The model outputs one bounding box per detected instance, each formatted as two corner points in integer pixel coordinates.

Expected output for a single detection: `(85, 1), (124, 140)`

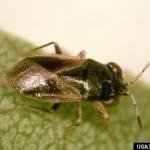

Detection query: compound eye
(107, 62), (123, 78)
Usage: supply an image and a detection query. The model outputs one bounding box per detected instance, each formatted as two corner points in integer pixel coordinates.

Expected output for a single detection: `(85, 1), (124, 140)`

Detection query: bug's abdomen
(6, 59), (53, 94)
(6, 59), (65, 100)
(6, 58), (82, 102)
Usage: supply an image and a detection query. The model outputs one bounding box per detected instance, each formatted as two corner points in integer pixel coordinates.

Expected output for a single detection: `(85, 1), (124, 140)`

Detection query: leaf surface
(0, 30), (150, 150)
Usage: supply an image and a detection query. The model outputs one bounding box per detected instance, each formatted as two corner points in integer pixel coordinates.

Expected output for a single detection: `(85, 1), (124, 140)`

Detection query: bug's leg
(27, 41), (63, 54)
(0, 103), (51, 116)
(76, 50), (86, 59)
(76, 102), (82, 126)
(91, 101), (109, 121)
(91, 101), (117, 139)
(63, 102), (82, 149)
(51, 42), (63, 54)
(51, 103), (61, 111)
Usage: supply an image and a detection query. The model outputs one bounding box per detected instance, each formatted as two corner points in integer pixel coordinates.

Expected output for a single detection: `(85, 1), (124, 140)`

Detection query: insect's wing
(27, 55), (84, 72)
(6, 55), (83, 103)
(23, 73), (82, 103)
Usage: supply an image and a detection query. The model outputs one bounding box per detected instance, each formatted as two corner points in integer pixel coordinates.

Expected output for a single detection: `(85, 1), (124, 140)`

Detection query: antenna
(128, 92), (143, 131)
(128, 62), (150, 85)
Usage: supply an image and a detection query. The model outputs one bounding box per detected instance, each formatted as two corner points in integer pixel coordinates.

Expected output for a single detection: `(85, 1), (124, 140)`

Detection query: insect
(3, 42), (150, 130)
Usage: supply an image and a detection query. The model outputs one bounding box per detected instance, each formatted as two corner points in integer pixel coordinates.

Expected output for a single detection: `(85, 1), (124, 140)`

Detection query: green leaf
(0, 30), (150, 150)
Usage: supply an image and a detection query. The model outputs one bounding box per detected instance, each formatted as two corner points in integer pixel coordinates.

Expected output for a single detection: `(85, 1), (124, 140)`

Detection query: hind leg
(76, 50), (86, 59)
(0, 103), (51, 116)
(29, 41), (63, 54)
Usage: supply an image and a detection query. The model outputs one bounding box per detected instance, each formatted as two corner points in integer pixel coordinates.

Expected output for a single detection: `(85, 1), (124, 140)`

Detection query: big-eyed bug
(3, 42), (150, 130)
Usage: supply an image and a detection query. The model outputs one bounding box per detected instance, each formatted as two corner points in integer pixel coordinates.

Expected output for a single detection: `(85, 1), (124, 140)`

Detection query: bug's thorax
(86, 60), (126, 101)
(58, 59), (127, 103)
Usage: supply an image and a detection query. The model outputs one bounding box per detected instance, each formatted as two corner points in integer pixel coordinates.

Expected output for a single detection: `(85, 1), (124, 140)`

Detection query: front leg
(91, 101), (109, 121)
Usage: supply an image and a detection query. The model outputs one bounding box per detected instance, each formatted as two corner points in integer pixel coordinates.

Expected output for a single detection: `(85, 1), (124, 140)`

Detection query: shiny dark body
(7, 55), (126, 105)
(5, 42), (146, 129)
(6, 41), (129, 126)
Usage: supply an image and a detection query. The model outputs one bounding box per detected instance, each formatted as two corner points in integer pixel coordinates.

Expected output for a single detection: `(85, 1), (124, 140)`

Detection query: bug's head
(107, 62), (127, 97)
(108, 61), (150, 131)
(107, 61), (150, 131)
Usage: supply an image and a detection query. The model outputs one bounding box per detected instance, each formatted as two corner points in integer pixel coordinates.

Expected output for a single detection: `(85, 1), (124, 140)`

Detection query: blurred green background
(0, 30), (150, 150)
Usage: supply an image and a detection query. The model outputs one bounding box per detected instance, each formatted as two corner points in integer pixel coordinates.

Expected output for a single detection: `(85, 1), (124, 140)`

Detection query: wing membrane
(7, 55), (84, 103)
